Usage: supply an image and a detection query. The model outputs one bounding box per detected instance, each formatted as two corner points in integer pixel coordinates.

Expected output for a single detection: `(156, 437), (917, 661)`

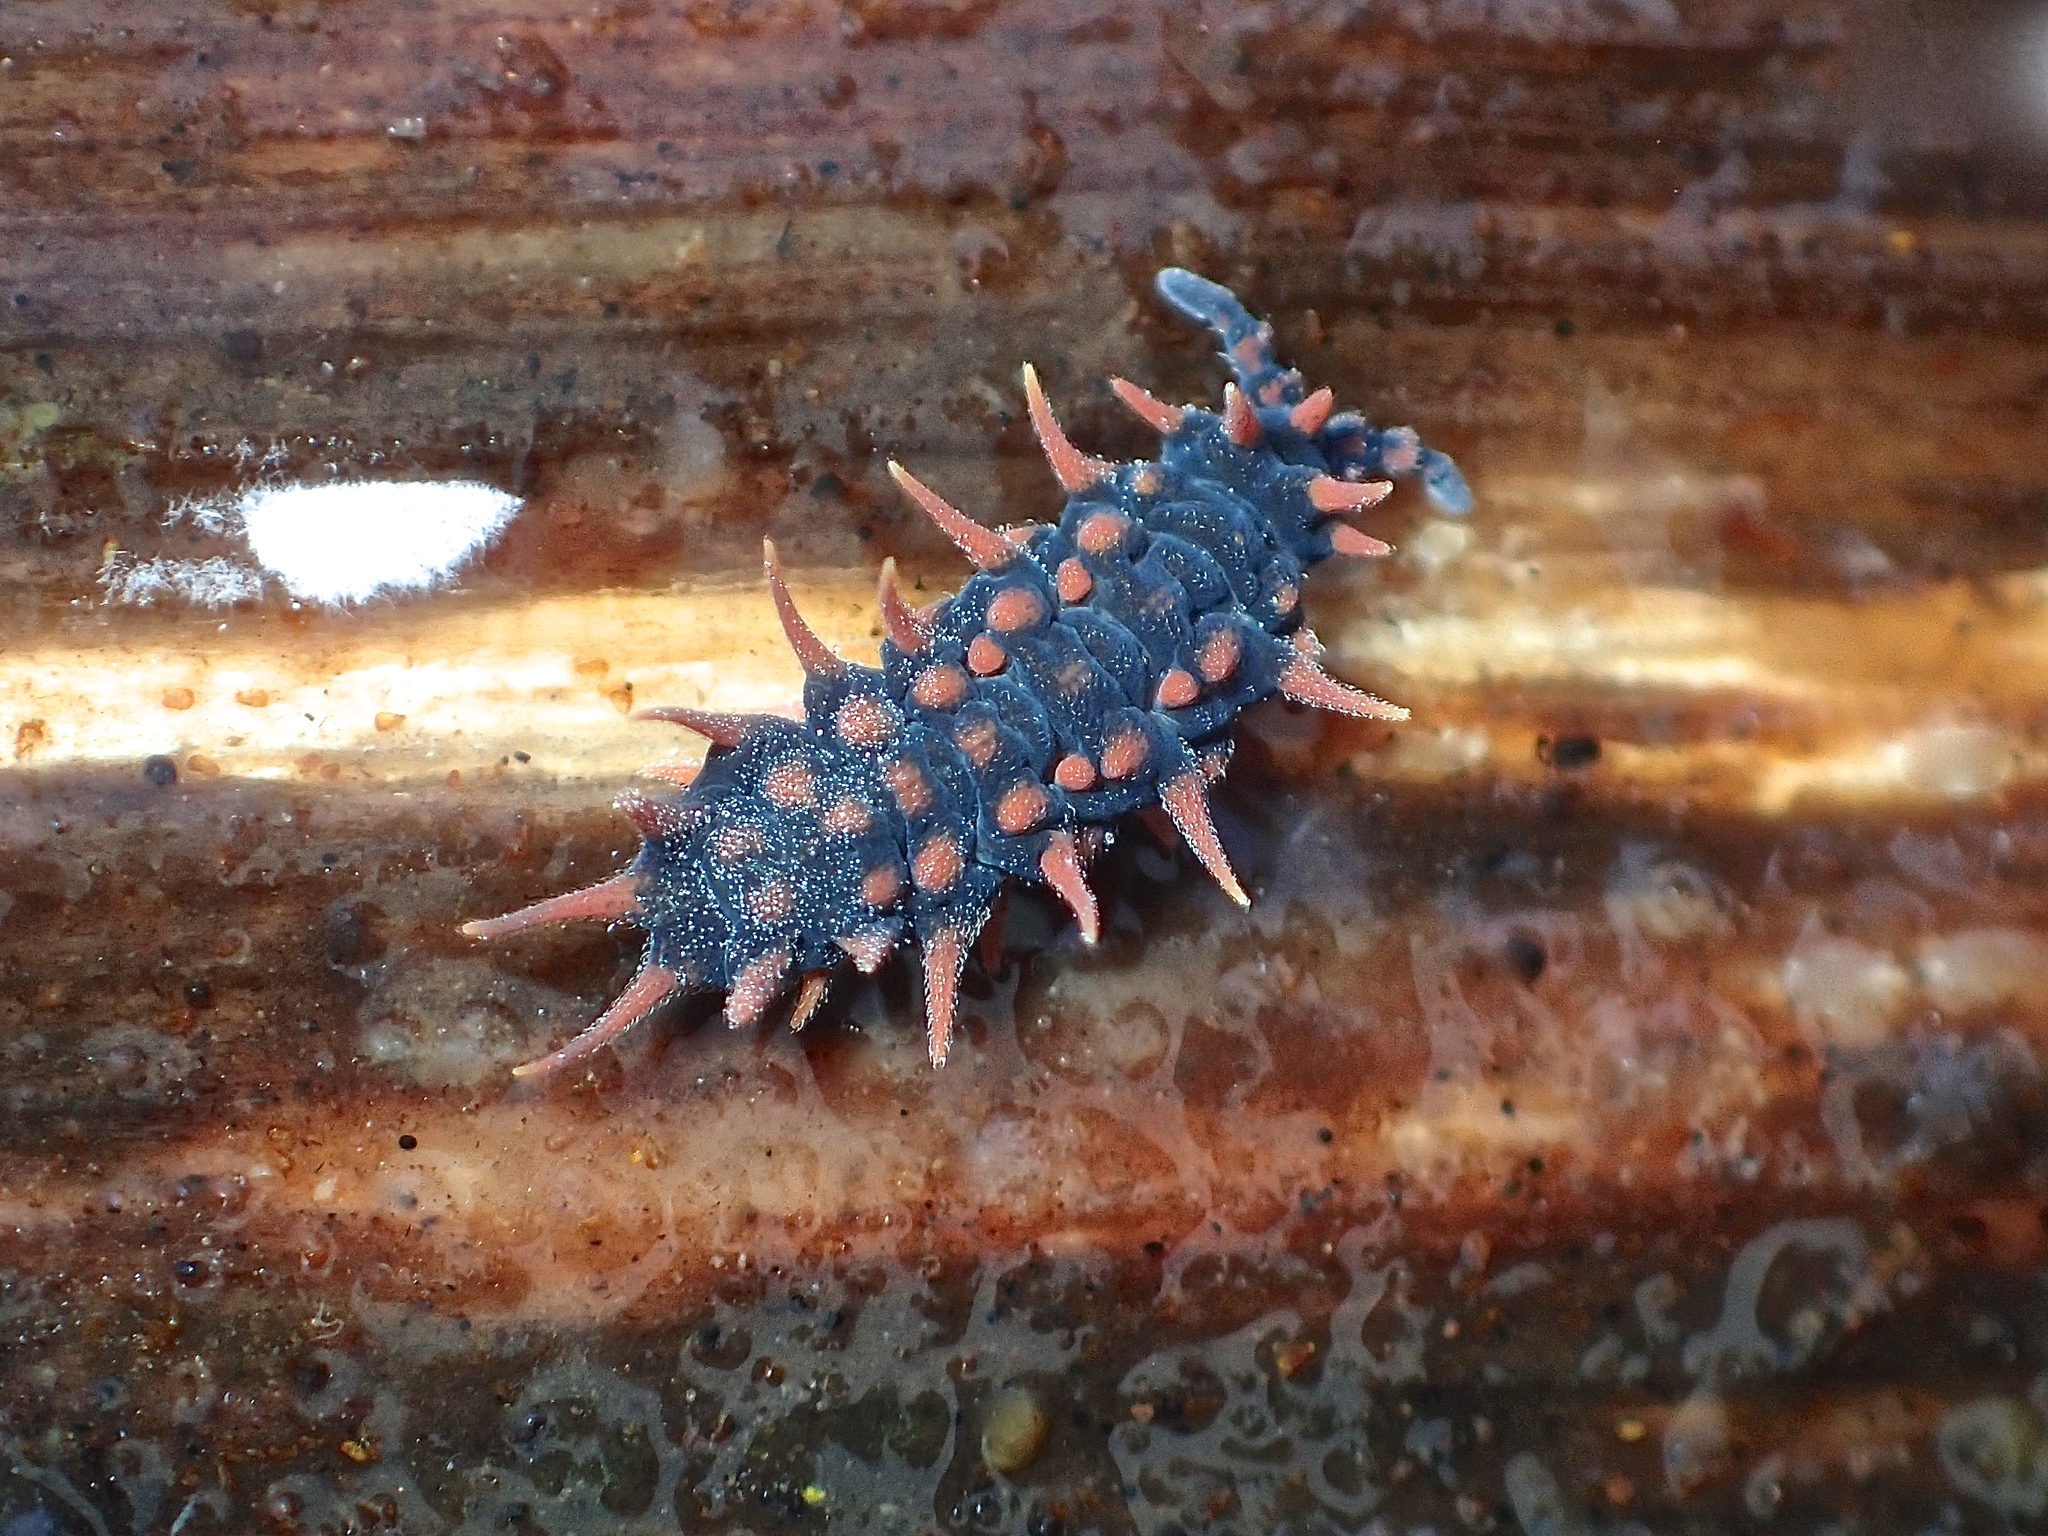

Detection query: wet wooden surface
(5, 2), (2048, 1533)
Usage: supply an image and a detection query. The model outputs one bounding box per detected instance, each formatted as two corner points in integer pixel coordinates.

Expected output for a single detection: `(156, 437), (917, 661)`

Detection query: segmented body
(465, 270), (1471, 1078)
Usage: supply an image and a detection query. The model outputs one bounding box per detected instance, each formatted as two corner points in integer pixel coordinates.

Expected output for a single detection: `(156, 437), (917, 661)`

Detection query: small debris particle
(143, 755), (179, 787)
(800, 1485), (827, 1509)
(162, 686), (197, 711)
(397, 1134), (417, 1151)
(374, 711), (406, 732)
(1503, 931), (1546, 983)
(1274, 1338), (1317, 1378)
(185, 753), (221, 776)
(235, 689), (271, 708)
(1615, 1417), (1647, 1442)
(339, 1436), (381, 1464)
(1544, 734), (1601, 769)
(262, 1488), (302, 1526)
(982, 1386), (1050, 1474)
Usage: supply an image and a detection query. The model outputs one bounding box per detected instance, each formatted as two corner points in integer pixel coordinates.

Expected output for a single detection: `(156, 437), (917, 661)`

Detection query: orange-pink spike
(923, 927), (968, 1067)
(1160, 771), (1250, 908)
(510, 962), (680, 1079)
(763, 539), (847, 678)
(1021, 363), (1115, 493)
(637, 761), (702, 788)
(1222, 383), (1262, 448)
(462, 873), (642, 941)
(725, 951), (792, 1029)
(877, 557), (933, 653)
(1277, 657), (1410, 721)
(1110, 376), (1184, 434)
(790, 970), (831, 1031)
(1308, 475), (1393, 514)
(614, 794), (663, 843)
(835, 927), (895, 974)
(637, 706), (775, 748)
(1038, 830), (1100, 943)
(1329, 523), (1393, 558)
(1289, 386), (1335, 436)
(888, 461), (1016, 570)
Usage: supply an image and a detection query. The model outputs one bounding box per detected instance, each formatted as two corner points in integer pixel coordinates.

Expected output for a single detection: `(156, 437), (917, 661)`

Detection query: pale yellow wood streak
(1328, 554), (2048, 811)
(0, 576), (880, 785)
(12, 553), (2048, 810)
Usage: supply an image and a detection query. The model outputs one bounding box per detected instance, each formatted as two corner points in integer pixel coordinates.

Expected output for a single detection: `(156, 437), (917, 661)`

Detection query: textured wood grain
(4, 2), (2048, 1532)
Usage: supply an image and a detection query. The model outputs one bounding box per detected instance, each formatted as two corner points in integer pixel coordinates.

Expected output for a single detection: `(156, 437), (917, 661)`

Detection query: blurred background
(4, 1), (2048, 1532)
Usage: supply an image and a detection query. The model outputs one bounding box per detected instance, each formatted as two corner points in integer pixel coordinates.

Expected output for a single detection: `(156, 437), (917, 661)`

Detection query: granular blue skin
(555, 270), (1468, 1054)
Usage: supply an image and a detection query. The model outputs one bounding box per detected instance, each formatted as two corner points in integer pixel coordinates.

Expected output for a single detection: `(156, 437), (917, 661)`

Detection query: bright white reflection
(100, 480), (523, 607)
(238, 480), (522, 604)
